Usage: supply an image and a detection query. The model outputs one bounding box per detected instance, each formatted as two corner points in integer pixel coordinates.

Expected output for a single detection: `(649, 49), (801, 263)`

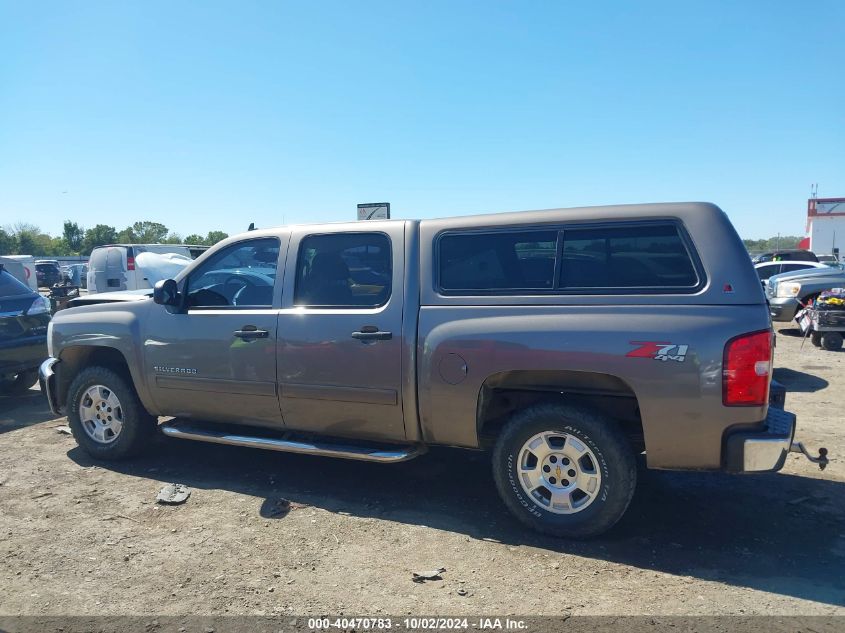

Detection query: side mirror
(153, 279), (179, 306)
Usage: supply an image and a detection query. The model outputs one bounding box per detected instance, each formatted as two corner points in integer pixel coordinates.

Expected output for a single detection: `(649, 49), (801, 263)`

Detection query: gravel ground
(0, 322), (843, 617)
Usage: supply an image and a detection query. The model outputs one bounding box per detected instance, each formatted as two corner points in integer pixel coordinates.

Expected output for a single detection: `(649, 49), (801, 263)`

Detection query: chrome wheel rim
(79, 385), (124, 444)
(516, 431), (602, 514)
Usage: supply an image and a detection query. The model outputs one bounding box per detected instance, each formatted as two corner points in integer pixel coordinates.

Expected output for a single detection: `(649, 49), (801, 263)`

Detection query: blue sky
(1, 1), (843, 239)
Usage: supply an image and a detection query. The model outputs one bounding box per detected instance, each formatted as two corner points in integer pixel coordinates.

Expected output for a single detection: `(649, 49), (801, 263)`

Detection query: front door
(143, 236), (285, 428)
(277, 223), (406, 441)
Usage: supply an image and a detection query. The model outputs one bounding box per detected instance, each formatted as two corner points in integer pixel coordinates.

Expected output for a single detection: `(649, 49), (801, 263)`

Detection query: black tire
(492, 403), (636, 539)
(811, 332), (822, 347)
(0, 369), (39, 396)
(821, 332), (843, 352)
(67, 366), (156, 460)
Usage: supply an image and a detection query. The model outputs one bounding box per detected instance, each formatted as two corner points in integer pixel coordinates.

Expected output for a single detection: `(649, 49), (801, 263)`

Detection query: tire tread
(492, 402), (636, 539)
(67, 366), (155, 460)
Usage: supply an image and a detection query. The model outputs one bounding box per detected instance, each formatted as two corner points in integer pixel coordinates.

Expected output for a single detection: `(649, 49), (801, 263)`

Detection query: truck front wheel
(67, 366), (156, 460)
(492, 403), (637, 538)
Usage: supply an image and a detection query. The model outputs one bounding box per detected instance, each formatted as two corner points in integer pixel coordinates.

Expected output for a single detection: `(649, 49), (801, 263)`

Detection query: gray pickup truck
(766, 264), (845, 321)
(40, 202), (828, 538)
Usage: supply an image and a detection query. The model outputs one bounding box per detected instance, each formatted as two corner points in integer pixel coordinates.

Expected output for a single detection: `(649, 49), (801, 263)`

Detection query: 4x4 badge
(627, 341), (689, 362)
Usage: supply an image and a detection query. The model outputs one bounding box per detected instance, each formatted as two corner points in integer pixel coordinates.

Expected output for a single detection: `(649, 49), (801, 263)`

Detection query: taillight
(127, 256), (135, 271)
(723, 330), (772, 406)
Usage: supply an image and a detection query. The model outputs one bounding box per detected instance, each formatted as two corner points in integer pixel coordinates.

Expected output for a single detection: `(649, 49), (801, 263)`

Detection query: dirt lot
(0, 323), (843, 617)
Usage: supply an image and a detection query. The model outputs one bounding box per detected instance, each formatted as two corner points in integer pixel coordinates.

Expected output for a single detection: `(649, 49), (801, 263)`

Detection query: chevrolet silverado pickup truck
(40, 202), (828, 538)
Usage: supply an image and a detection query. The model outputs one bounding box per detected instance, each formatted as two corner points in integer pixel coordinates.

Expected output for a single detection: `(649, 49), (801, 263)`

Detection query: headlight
(776, 282), (802, 298)
(47, 321), (54, 357)
(26, 295), (51, 315)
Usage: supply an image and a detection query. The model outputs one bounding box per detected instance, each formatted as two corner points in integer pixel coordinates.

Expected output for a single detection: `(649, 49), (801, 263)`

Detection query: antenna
(811, 183), (818, 199)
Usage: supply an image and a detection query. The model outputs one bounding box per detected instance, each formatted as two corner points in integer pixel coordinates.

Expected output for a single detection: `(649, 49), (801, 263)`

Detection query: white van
(0, 255), (38, 291)
(86, 244), (207, 294)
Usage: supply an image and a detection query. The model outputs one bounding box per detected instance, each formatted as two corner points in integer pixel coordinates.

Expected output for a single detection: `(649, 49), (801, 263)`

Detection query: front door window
(186, 238), (280, 308)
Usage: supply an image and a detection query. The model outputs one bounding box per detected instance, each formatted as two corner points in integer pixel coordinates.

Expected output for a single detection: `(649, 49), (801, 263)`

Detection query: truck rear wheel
(492, 403), (636, 538)
(67, 366), (156, 460)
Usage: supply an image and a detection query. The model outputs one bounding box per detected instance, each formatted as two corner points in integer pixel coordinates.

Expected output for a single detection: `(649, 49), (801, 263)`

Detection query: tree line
(741, 235), (803, 253)
(0, 222), (807, 258)
(0, 221), (229, 257)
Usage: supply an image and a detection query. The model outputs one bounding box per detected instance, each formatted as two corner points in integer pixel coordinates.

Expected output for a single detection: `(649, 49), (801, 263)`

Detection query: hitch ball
(790, 442), (829, 471)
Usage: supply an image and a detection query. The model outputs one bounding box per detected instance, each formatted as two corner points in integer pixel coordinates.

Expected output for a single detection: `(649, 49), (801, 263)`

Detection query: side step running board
(159, 420), (426, 463)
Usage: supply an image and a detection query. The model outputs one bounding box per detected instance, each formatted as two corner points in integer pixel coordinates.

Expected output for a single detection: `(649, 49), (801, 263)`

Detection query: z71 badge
(626, 341), (689, 362)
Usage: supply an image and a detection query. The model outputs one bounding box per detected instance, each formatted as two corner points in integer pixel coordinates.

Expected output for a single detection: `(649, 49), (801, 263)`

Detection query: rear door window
(295, 233), (392, 308)
(756, 264), (779, 280)
(780, 263), (812, 274)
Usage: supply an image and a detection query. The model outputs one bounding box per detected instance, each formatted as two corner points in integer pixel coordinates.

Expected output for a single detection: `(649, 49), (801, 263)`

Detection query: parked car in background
(766, 264), (845, 321)
(35, 260), (63, 288)
(86, 244), (201, 294)
(754, 260), (827, 286)
(63, 263), (88, 288)
(817, 254), (840, 265)
(751, 249), (818, 264)
(0, 264), (51, 396)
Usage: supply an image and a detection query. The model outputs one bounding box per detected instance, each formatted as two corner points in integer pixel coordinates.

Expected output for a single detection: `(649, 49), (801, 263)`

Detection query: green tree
(743, 236), (804, 253)
(128, 221), (169, 243)
(116, 228), (134, 243)
(163, 233), (183, 244)
(184, 234), (205, 245)
(49, 236), (67, 256)
(82, 224), (117, 254)
(205, 230), (228, 245)
(11, 223), (43, 255)
(0, 228), (14, 255)
(62, 221), (84, 253)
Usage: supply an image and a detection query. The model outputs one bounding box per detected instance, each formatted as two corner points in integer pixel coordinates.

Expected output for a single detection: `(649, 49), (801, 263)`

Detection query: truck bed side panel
(417, 304), (772, 469)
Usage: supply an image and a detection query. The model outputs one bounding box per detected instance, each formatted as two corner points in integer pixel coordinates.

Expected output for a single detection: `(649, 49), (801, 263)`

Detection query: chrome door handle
(351, 329), (392, 341)
(233, 327), (269, 340)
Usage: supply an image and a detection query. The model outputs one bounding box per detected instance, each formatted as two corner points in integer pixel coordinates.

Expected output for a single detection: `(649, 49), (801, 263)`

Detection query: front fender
(50, 301), (156, 413)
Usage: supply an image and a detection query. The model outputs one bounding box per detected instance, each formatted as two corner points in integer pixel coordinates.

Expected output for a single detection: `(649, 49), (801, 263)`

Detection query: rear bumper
(38, 357), (61, 416)
(724, 406), (796, 472)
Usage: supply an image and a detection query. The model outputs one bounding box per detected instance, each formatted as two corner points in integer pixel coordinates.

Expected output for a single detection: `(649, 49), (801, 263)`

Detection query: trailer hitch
(790, 442), (829, 471)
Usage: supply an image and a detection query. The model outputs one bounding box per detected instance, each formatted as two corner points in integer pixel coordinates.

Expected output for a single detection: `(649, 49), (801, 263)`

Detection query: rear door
(277, 223), (407, 441)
